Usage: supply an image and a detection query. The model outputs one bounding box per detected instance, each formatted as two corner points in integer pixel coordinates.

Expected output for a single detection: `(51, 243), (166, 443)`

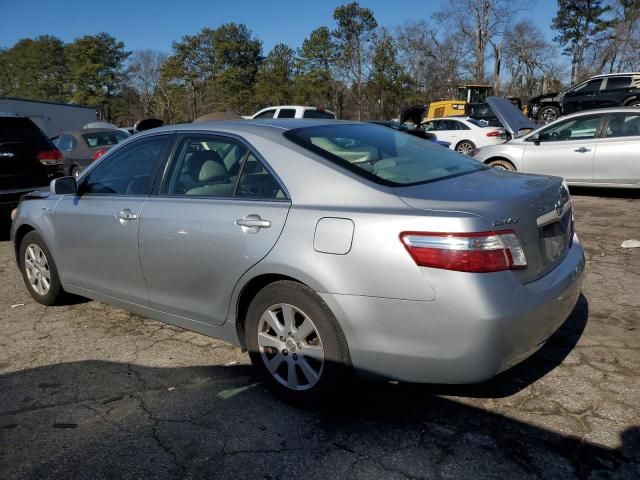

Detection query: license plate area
(538, 210), (572, 264)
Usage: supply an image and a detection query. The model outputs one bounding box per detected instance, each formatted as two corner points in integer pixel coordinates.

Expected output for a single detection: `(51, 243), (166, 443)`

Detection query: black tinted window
(254, 109), (276, 119)
(0, 117), (50, 150)
(604, 77), (632, 90)
(303, 110), (335, 119)
(574, 79), (602, 93)
(277, 109), (296, 118)
(236, 153), (286, 199)
(83, 135), (169, 195)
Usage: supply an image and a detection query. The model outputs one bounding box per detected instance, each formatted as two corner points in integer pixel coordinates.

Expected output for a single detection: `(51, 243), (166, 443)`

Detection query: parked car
(368, 120), (451, 147)
(11, 119), (585, 401)
(51, 128), (130, 177)
(473, 107), (640, 187)
(423, 117), (505, 155)
(0, 114), (64, 222)
(246, 106), (336, 120)
(528, 72), (640, 124)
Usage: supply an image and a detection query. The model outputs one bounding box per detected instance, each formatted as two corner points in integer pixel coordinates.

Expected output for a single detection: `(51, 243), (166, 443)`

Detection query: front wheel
(538, 106), (561, 123)
(488, 159), (516, 171)
(455, 140), (475, 156)
(19, 231), (65, 305)
(245, 280), (351, 402)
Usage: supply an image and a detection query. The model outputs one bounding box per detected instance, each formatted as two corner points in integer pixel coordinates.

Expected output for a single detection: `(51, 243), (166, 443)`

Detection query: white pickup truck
(245, 106), (336, 120)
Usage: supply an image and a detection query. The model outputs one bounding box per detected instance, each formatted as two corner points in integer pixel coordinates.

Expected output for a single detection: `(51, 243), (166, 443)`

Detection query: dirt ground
(0, 187), (638, 479)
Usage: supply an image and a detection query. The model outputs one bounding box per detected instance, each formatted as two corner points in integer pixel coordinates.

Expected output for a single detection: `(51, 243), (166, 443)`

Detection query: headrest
(199, 160), (227, 181)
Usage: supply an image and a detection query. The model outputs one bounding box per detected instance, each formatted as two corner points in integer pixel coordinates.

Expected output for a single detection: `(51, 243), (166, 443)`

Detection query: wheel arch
(622, 95), (640, 106)
(13, 223), (36, 264)
(484, 157), (517, 171)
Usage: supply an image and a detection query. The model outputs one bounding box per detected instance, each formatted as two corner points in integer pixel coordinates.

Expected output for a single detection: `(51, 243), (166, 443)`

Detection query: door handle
(115, 209), (138, 222)
(236, 214), (271, 233)
(574, 147), (591, 153)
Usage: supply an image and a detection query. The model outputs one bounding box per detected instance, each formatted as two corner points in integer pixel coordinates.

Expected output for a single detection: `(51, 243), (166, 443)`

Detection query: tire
(538, 106), (561, 124)
(245, 280), (351, 402)
(19, 231), (65, 306)
(624, 98), (640, 107)
(71, 166), (82, 178)
(455, 140), (475, 156)
(488, 159), (516, 171)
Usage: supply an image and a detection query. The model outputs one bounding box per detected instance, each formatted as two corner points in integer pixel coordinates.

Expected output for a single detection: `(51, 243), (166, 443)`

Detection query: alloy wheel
(457, 142), (474, 156)
(257, 303), (325, 391)
(24, 244), (51, 296)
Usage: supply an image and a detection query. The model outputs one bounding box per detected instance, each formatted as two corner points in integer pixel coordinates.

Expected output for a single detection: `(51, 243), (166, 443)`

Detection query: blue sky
(1, 0), (559, 54)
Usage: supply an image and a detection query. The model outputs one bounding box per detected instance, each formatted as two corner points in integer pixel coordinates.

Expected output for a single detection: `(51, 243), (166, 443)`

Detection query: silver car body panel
(11, 119), (586, 383)
(474, 107), (640, 187)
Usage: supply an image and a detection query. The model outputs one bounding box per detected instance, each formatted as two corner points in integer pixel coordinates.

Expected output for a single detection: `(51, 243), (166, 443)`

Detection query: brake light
(92, 148), (107, 160)
(37, 149), (63, 165)
(486, 130), (502, 137)
(400, 230), (527, 273)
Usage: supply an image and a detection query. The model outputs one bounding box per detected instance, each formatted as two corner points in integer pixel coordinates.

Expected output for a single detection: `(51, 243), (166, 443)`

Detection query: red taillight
(400, 230), (527, 273)
(486, 130), (502, 137)
(37, 149), (63, 165)
(92, 148), (107, 160)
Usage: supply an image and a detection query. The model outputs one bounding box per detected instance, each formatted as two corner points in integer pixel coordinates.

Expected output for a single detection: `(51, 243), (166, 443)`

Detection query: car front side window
(81, 135), (169, 196)
(538, 116), (602, 142)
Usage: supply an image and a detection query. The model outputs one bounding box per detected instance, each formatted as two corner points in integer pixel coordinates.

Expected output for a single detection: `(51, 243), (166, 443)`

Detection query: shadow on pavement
(569, 186), (640, 199)
(2, 296), (634, 479)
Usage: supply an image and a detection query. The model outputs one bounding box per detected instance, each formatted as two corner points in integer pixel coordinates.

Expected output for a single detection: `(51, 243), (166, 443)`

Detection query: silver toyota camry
(11, 119), (585, 400)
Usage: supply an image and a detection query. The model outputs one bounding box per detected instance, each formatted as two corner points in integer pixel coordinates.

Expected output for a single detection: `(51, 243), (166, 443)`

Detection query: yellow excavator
(428, 84), (494, 119)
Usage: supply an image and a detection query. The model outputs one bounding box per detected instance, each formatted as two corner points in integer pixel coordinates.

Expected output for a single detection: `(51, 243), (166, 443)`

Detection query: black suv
(528, 73), (640, 123)
(0, 114), (64, 222)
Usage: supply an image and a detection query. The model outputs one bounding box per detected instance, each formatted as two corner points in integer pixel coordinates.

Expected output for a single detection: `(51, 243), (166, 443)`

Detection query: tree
(66, 33), (130, 121)
(366, 29), (407, 119)
(127, 50), (168, 117)
(255, 43), (296, 106)
(589, 0), (640, 73)
(0, 35), (68, 101)
(332, 2), (378, 120)
(295, 27), (339, 112)
(552, 0), (612, 83)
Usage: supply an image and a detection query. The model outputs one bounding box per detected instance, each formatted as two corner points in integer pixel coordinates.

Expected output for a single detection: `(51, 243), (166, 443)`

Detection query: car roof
(555, 107), (640, 120)
(141, 118), (359, 141)
(589, 72), (639, 79)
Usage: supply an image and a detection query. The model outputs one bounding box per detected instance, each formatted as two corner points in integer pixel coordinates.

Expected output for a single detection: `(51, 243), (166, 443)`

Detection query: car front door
(562, 79), (603, 114)
(138, 133), (291, 326)
(52, 134), (172, 303)
(593, 112), (640, 185)
(521, 114), (603, 183)
(597, 76), (633, 108)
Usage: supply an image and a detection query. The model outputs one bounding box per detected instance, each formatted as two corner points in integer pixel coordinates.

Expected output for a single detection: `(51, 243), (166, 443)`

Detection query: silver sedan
(11, 120), (585, 401)
(473, 108), (640, 188)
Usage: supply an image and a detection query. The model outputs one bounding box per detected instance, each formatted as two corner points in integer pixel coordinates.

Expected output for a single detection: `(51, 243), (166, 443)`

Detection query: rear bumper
(319, 234), (585, 383)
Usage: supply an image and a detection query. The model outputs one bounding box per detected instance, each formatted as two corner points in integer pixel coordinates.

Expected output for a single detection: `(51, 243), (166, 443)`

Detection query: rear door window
(303, 109), (335, 119)
(604, 77), (632, 91)
(277, 108), (296, 118)
(605, 113), (640, 138)
(235, 153), (286, 199)
(57, 135), (74, 152)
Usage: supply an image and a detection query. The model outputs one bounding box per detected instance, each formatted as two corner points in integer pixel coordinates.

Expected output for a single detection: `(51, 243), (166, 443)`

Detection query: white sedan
(423, 117), (505, 155)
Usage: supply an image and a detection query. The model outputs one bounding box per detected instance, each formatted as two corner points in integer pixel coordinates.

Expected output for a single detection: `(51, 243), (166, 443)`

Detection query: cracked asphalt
(0, 188), (639, 479)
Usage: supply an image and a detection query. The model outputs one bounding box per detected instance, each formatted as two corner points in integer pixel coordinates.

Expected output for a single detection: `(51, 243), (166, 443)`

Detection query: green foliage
(66, 33), (130, 119)
(0, 35), (68, 101)
(255, 44), (296, 106)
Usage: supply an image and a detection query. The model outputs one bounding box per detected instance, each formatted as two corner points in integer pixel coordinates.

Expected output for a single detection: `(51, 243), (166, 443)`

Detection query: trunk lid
(395, 168), (573, 283)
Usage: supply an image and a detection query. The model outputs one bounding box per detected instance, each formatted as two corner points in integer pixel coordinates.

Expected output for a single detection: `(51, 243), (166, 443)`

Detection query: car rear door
(593, 112), (640, 185)
(521, 114), (603, 182)
(138, 133), (291, 326)
(52, 133), (172, 304)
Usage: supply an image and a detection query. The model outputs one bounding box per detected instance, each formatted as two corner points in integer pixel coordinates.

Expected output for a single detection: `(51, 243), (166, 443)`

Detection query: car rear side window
(235, 153), (286, 200)
(277, 109), (296, 118)
(82, 131), (128, 147)
(0, 117), (51, 150)
(57, 135), (74, 152)
(82, 135), (169, 196)
(303, 110), (334, 119)
(284, 123), (487, 187)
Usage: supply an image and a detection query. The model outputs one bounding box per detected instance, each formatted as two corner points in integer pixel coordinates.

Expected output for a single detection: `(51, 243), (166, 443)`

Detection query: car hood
(529, 93), (560, 103)
(486, 97), (535, 137)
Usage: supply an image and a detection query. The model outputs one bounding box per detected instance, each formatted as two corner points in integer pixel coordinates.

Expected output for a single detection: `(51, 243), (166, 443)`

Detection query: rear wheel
(538, 106), (560, 123)
(488, 159), (516, 171)
(71, 166), (82, 178)
(455, 140), (475, 156)
(245, 280), (351, 402)
(19, 231), (65, 305)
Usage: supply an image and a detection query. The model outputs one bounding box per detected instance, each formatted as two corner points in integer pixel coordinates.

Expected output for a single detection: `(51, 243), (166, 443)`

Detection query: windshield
(82, 131), (128, 148)
(284, 124), (487, 186)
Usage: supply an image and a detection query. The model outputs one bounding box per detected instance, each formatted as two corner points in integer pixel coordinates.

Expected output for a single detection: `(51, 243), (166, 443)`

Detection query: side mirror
(50, 176), (77, 195)
(531, 133), (541, 145)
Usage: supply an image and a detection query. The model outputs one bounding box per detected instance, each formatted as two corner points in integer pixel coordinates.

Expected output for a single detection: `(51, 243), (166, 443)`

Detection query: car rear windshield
(0, 117), (51, 149)
(302, 110), (335, 119)
(284, 123), (487, 186)
(82, 131), (128, 147)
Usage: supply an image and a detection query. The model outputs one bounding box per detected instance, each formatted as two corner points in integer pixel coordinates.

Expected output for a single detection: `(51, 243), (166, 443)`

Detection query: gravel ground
(0, 188), (638, 479)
